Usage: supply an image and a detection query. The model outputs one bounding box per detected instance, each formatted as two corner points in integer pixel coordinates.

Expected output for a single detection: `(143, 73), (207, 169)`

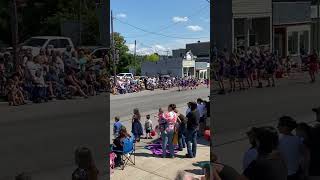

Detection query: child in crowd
(113, 116), (122, 139)
(156, 108), (166, 137)
(145, 114), (153, 139)
(6, 76), (25, 106)
(72, 147), (99, 180)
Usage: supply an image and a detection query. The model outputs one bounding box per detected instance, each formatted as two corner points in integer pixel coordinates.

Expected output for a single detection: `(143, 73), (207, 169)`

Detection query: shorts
(146, 129), (151, 133)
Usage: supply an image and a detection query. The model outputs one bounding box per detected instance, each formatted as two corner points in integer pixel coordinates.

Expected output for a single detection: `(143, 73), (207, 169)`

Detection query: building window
(299, 31), (309, 54)
(288, 32), (298, 55)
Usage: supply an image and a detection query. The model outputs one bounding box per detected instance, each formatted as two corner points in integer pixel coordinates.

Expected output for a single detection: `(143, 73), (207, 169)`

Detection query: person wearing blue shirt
(113, 116), (122, 139)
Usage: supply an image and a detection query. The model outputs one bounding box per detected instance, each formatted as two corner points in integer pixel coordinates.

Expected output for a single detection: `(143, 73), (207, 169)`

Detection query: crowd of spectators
(213, 109), (320, 180)
(111, 76), (208, 95)
(0, 46), (109, 106)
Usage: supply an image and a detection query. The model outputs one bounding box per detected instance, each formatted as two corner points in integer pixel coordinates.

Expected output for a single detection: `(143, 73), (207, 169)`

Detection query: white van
(22, 36), (75, 56)
(117, 73), (134, 79)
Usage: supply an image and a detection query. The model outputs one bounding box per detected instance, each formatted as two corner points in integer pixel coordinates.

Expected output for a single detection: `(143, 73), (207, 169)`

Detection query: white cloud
(186, 25), (203, 32)
(127, 43), (171, 55)
(172, 16), (189, 23)
(116, 13), (127, 18)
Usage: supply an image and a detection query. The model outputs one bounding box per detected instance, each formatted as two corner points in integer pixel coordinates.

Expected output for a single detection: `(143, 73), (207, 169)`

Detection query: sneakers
(185, 154), (194, 158)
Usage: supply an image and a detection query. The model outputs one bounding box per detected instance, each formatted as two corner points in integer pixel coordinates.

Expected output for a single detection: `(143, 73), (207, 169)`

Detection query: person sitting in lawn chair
(112, 127), (132, 167)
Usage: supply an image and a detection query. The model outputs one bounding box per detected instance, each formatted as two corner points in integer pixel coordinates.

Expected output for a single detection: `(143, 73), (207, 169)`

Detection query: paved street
(212, 72), (320, 172)
(0, 87), (208, 179)
(0, 95), (108, 180)
(110, 87), (210, 139)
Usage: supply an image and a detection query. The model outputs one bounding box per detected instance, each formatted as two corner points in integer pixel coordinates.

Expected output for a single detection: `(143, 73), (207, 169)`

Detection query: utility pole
(79, 0), (82, 46)
(317, 0), (319, 54)
(111, 10), (117, 85)
(134, 40), (136, 65)
(10, 0), (19, 66)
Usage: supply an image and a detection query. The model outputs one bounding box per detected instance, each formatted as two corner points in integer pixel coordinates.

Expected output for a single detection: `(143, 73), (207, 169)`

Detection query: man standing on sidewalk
(186, 102), (199, 158)
(197, 98), (206, 136)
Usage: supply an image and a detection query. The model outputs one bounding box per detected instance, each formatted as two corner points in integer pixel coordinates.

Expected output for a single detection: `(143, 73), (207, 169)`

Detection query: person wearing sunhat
(277, 116), (306, 180)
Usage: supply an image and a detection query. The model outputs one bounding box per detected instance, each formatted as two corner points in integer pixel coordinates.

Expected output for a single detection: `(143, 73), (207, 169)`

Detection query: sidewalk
(109, 101), (210, 179)
(110, 136), (210, 180)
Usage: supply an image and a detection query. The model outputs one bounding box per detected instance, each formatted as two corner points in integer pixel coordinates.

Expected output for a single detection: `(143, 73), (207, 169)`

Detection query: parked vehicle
(117, 73), (134, 79)
(78, 46), (109, 63)
(21, 36), (75, 56)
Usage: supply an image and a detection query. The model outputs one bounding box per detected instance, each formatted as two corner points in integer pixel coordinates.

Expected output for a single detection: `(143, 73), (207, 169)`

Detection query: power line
(123, 4), (209, 39)
(114, 17), (209, 40)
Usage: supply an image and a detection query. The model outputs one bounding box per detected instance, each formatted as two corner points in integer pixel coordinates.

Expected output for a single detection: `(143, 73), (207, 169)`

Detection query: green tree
(113, 32), (129, 55)
(145, 53), (160, 62)
(0, 0), (99, 45)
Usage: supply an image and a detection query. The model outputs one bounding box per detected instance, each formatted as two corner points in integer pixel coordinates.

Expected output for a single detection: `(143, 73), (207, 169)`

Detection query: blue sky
(111, 0), (210, 55)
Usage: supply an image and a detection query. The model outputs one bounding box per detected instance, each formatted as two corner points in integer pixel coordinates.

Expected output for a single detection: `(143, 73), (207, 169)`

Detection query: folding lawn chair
(113, 136), (136, 170)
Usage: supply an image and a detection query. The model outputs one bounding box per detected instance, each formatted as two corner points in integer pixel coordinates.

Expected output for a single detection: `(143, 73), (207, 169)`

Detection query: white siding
(232, 0), (272, 18)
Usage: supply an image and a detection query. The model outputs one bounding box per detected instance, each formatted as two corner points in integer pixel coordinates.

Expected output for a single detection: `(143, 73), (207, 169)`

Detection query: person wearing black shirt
(175, 109), (187, 151)
(112, 127), (131, 167)
(242, 127), (287, 180)
(185, 102), (199, 158)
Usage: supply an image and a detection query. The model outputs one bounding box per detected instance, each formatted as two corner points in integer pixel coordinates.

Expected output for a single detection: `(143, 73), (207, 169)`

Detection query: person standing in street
(113, 116), (122, 139)
(186, 102), (199, 158)
(308, 49), (318, 83)
(144, 114), (153, 139)
(131, 108), (143, 142)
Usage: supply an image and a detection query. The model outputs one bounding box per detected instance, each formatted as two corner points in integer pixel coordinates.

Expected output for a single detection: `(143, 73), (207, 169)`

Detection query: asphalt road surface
(0, 87), (209, 179)
(0, 95), (108, 180)
(110, 87), (210, 137)
(213, 73), (320, 137)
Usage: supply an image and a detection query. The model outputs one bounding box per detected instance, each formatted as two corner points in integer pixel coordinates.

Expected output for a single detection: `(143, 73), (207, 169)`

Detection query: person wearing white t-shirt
(277, 116), (306, 180)
(197, 98), (206, 136)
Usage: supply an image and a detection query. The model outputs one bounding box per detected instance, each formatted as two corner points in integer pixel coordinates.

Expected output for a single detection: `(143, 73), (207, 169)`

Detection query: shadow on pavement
(184, 169), (203, 175)
(134, 152), (156, 158)
(192, 161), (210, 168)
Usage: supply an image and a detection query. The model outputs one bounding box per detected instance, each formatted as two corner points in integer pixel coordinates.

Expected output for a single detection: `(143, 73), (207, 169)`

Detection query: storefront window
(299, 31), (309, 54)
(288, 32), (298, 55)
